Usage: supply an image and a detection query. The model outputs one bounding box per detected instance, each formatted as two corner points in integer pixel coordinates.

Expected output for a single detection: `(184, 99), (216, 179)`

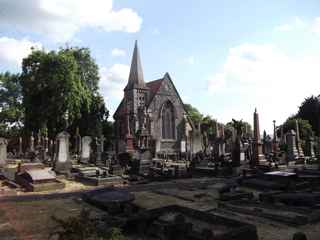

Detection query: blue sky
(1, 0), (320, 133)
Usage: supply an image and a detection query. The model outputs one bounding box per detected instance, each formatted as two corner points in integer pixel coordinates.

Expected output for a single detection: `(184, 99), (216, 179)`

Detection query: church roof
(113, 77), (164, 119)
(124, 41), (148, 91)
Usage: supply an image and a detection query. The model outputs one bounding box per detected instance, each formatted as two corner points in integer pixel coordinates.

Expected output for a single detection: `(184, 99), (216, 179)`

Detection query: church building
(113, 41), (201, 158)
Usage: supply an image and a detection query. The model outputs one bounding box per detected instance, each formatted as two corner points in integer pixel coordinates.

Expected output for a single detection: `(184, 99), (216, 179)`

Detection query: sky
(1, 0), (320, 134)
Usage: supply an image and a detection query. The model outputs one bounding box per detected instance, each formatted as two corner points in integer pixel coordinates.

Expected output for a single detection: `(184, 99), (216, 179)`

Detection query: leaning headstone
(81, 136), (92, 163)
(0, 138), (8, 167)
(54, 131), (72, 173)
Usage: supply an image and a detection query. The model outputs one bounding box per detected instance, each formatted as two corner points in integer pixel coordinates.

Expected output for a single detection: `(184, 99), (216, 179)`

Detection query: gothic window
(161, 101), (175, 139)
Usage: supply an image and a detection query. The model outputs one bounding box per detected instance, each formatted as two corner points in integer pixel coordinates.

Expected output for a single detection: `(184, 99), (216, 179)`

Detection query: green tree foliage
(201, 115), (217, 139)
(281, 117), (313, 140)
(184, 103), (203, 126)
(21, 47), (107, 138)
(281, 117), (314, 153)
(0, 72), (24, 137)
(296, 96), (320, 136)
(226, 120), (252, 137)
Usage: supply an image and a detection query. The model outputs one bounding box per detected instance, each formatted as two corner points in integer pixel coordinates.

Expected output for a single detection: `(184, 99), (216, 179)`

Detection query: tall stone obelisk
(295, 119), (304, 158)
(252, 108), (267, 167)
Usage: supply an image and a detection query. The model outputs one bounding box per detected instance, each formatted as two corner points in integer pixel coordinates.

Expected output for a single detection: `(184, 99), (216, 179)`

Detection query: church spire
(125, 40), (147, 90)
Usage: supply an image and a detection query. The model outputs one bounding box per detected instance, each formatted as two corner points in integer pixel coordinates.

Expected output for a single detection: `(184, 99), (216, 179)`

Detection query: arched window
(161, 101), (175, 139)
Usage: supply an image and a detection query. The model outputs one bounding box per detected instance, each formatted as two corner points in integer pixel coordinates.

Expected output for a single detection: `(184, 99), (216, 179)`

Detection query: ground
(1, 177), (320, 240)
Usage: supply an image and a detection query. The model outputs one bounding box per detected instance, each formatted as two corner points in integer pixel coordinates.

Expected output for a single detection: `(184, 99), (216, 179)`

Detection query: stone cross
(0, 138), (8, 167)
(54, 131), (72, 173)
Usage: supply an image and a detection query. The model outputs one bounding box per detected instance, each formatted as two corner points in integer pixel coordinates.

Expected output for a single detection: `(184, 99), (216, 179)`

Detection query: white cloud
(0, 37), (42, 69)
(0, 0), (142, 42)
(185, 56), (195, 65)
(207, 43), (320, 133)
(311, 17), (320, 34)
(111, 48), (126, 57)
(274, 17), (305, 32)
(275, 24), (294, 32)
(99, 63), (129, 104)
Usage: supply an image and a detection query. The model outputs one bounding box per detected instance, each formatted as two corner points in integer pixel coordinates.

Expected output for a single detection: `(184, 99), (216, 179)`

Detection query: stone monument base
(54, 161), (72, 174)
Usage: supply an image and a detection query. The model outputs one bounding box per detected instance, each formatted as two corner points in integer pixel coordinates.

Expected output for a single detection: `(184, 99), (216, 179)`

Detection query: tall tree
(296, 96), (320, 136)
(184, 103), (203, 126)
(21, 47), (107, 138)
(0, 72), (23, 137)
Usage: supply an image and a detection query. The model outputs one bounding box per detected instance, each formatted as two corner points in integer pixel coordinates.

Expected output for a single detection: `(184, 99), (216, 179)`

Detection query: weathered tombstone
(306, 136), (316, 159)
(286, 130), (299, 162)
(96, 135), (105, 165)
(54, 131), (72, 173)
(81, 136), (92, 163)
(0, 138), (8, 167)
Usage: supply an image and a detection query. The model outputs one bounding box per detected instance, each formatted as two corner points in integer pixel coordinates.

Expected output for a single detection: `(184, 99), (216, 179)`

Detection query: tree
(281, 117), (313, 140)
(281, 117), (314, 153)
(184, 103), (203, 127)
(226, 120), (252, 137)
(21, 47), (108, 138)
(296, 96), (320, 136)
(0, 72), (24, 137)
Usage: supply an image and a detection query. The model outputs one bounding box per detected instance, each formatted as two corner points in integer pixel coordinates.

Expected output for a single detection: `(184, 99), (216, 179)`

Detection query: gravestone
(0, 138), (8, 167)
(287, 130), (299, 162)
(306, 136), (316, 159)
(96, 135), (105, 165)
(54, 131), (72, 173)
(81, 136), (92, 163)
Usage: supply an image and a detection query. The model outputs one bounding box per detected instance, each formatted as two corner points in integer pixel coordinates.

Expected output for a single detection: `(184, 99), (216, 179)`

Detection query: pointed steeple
(124, 40), (147, 90)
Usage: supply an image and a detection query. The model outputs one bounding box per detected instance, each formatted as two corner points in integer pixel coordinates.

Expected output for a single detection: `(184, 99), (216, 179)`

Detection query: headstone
(54, 131), (72, 173)
(286, 130), (299, 162)
(306, 136), (316, 159)
(96, 135), (105, 165)
(181, 140), (186, 153)
(81, 136), (92, 163)
(37, 130), (42, 148)
(0, 138), (8, 167)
